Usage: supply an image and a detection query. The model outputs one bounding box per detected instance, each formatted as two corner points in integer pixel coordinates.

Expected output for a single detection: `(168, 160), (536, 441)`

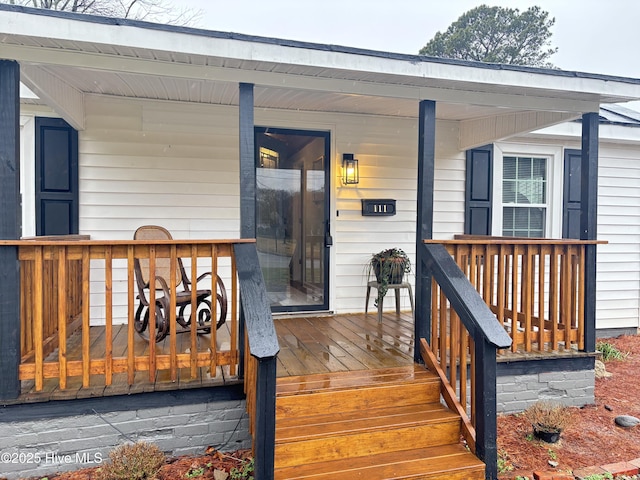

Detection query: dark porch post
(415, 100), (436, 362)
(0, 60), (22, 400)
(239, 82), (256, 240)
(238, 82), (255, 378)
(581, 112), (599, 353)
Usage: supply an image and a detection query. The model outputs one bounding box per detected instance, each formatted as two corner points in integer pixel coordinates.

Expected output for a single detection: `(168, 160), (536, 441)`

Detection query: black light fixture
(342, 153), (359, 185)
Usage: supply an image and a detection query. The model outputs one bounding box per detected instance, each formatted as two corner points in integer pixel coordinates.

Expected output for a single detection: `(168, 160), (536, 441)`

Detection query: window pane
(502, 207), (545, 238)
(504, 157), (517, 180)
(503, 156), (547, 205)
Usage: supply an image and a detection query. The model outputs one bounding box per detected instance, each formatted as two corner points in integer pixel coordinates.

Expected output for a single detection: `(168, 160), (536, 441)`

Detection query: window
(502, 156), (547, 237)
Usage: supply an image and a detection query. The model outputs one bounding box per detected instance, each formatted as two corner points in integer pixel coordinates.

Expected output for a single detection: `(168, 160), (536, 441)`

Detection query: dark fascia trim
(497, 354), (596, 377)
(0, 384), (245, 423)
(2, 4), (640, 87)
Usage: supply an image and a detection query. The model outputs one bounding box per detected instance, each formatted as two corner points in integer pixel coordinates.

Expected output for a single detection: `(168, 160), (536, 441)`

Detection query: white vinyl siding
(63, 95), (465, 319)
(596, 144), (640, 330)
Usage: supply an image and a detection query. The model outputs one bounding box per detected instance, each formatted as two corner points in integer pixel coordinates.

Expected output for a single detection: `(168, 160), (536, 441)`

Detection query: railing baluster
(430, 277), (438, 357)
(230, 251), (238, 377)
(105, 246), (113, 386)
(439, 286), (447, 371)
(81, 246), (91, 388)
(550, 245), (559, 350)
(127, 245), (135, 385)
(148, 245), (157, 382)
(511, 245), (519, 352)
(578, 245), (586, 350)
(170, 245), (178, 382)
(190, 245), (198, 379)
(34, 246), (44, 391)
(497, 245), (506, 331)
(210, 244), (218, 376)
(523, 245), (533, 352)
(460, 326), (468, 414)
(57, 246), (68, 390)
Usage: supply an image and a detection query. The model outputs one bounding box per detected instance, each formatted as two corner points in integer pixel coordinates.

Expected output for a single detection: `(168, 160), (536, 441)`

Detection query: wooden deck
(9, 311), (414, 405)
(274, 311), (414, 377)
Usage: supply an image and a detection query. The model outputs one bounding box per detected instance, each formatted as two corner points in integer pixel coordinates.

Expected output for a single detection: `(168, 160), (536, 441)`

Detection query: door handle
(324, 220), (332, 247)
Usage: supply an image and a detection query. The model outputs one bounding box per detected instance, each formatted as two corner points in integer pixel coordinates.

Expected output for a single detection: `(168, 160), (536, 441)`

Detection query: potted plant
(367, 248), (411, 307)
(522, 400), (571, 443)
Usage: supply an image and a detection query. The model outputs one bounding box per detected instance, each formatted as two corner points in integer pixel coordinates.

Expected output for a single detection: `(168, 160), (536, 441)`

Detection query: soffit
(23, 64), (493, 120)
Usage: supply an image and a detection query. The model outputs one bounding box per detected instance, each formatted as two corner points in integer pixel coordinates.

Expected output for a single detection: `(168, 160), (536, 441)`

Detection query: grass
(597, 341), (629, 361)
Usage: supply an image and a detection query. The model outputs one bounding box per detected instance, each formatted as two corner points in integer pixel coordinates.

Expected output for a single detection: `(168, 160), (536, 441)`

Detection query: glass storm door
(255, 128), (330, 312)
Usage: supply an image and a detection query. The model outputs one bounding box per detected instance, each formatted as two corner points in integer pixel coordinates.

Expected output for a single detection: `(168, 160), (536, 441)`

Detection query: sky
(178, 0), (640, 80)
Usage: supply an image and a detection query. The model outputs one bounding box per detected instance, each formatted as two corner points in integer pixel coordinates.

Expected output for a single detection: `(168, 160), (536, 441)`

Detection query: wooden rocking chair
(133, 225), (227, 342)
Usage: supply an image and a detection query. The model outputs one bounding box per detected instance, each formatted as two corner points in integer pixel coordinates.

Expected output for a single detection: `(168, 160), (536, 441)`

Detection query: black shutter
(465, 145), (493, 235)
(563, 149), (582, 239)
(35, 117), (79, 235)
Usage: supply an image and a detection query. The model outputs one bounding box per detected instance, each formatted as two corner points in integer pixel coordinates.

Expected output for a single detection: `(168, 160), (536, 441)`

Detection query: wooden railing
(420, 243), (512, 480)
(234, 243), (279, 480)
(11, 238), (250, 391)
(426, 236), (605, 353)
(20, 236), (87, 363)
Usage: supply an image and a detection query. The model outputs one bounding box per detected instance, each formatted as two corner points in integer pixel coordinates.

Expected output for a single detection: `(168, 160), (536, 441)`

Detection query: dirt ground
(498, 334), (640, 479)
(19, 448), (253, 480)
(16, 335), (640, 479)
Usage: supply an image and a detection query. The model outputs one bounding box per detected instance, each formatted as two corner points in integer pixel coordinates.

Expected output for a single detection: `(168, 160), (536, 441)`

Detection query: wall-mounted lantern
(341, 153), (359, 185)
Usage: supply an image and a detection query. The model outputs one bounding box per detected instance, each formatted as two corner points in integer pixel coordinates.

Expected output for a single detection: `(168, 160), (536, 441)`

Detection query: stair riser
(275, 466), (485, 480)
(276, 382), (440, 418)
(275, 420), (461, 468)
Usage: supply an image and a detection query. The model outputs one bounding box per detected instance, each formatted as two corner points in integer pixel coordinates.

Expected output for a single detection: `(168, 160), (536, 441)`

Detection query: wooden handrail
(420, 243), (511, 480)
(233, 242), (279, 480)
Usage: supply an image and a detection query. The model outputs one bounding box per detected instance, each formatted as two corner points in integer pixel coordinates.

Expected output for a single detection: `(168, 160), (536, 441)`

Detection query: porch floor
(9, 311), (415, 405)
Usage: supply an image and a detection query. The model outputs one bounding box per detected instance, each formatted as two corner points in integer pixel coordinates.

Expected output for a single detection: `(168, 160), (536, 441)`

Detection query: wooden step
(274, 366), (484, 478)
(276, 366), (440, 418)
(275, 402), (461, 467)
(274, 444), (485, 479)
(276, 365), (436, 395)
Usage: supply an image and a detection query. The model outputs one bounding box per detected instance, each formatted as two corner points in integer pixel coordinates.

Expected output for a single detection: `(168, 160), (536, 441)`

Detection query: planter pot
(533, 428), (561, 443)
(373, 262), (406, 284)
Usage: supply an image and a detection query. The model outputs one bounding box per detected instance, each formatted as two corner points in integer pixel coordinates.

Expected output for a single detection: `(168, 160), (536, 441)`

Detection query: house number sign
(361, 199), (396, 216)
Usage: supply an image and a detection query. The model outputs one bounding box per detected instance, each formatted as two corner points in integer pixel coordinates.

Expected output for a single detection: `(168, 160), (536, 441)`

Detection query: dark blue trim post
(415, 100), (436, 361)
(474, 339), (499, 480)
(239, 82), (256, 240)
(581, 112), (599, 353)
(238, 82), (255, 378)
(0, 60), (21, 400)
(253, 356), (277, 477)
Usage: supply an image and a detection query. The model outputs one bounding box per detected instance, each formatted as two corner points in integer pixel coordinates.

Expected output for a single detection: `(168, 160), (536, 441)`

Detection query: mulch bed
(498, 334), (640, 479)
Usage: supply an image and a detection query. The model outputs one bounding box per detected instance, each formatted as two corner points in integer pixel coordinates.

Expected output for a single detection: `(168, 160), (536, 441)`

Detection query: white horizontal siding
(73, 97), (467, 318)
(596, 143), (640, 330)
(80, 96), (240, 323)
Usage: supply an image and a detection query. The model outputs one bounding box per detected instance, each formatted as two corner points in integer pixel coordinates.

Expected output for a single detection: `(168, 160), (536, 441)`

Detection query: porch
(5, 235), (596, 401)
(0, 235), (599, 479)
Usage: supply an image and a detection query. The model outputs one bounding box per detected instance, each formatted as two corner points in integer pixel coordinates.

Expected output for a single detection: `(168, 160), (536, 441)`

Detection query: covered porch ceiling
(3, 5), (640, 150)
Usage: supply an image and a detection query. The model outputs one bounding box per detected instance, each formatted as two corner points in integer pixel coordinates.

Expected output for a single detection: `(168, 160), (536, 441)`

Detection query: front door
(255, 128), (330, 312)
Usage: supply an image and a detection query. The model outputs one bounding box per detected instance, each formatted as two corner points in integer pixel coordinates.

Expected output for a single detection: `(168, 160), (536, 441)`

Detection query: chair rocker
(133, 225), (228, 342)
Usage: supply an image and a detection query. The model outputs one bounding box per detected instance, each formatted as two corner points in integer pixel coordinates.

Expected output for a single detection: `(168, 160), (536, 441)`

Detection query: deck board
(11, 311), (415, 404)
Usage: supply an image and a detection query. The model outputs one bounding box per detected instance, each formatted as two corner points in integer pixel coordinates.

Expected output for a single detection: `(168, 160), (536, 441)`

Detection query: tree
(419, 5), (557, 67)
(2, 0), (202, 26)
